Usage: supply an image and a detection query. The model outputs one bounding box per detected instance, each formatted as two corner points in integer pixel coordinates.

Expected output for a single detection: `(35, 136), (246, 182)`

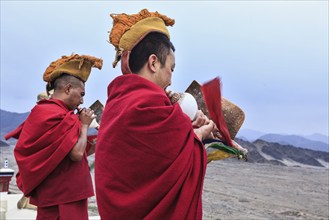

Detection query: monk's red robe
(5, 99), (94, 207)
(95, 74), (207, 220)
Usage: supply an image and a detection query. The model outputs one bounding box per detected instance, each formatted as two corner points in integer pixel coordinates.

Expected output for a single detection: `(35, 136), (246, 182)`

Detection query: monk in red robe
(5, 54), (102, 219)
(95, 9), (215, 219)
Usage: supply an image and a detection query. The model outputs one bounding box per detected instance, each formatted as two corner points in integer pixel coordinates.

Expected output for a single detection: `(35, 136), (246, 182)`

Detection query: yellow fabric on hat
(119, 17), (170, 51)
(43, 54), (103, 83)
(47, 59), (93, 82)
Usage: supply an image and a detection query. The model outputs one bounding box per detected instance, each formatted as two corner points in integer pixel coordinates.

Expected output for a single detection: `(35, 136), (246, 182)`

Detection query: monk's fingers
(192, 114), (205, 127)
(198, 111), (204, 119)
(198, 111), (211, 125)
(208, 121), (216, 139)
(166, 90), (173, 97)
(196, 110), (204, 118)
(203, 115), (210, 125)
(85, 108), (95, 116)
(77, 107), (85, 114)
(191, 120), (199, 127)
(208, 120), (215, 129)
(200, 114), (209, 126)
(198, 120), (215, 140)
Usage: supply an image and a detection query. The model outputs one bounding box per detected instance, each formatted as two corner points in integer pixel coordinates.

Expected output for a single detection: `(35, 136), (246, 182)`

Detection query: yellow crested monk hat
(109, 9), (175, 74)
(43, 54), (103, 86)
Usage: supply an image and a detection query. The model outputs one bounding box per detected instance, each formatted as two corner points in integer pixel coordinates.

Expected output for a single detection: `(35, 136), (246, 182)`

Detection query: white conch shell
(89, 114), (100, 128)
(178, 92), (198, 121)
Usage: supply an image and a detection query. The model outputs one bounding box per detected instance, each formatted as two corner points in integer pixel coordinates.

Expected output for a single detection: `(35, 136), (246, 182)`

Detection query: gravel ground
(2, 146), (328, 219)
(203, 159), (329, 220)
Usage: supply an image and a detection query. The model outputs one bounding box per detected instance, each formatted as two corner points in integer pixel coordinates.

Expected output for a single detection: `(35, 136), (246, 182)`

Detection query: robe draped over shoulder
(5, 99), (94, 206)
(95, 74), (207, 220)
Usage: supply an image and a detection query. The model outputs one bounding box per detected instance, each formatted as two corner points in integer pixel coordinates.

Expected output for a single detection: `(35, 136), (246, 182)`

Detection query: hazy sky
(1, 1), (328, 136)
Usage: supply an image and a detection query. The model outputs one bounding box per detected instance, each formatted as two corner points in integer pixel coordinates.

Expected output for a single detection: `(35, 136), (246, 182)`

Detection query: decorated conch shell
(168, 91), (198, 121)
(177, 93), (198, 121)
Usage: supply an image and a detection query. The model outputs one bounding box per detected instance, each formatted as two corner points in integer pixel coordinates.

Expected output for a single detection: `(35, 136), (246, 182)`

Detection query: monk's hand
(211, 126), (223, 140)
(192, 110), (210, 128)
(166, 90), (181, 104)
(193, 120), (215, 141)
(79, 108), (96, 126)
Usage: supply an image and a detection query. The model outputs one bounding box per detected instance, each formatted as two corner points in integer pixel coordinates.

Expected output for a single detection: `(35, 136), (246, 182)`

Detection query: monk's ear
(148, 54), (158, 73)
(64, 83), (72, 95)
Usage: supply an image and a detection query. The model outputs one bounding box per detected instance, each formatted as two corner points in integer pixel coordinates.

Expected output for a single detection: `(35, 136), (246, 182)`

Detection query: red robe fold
(95, 74), (207, 220)
(5, 99), (94, 207)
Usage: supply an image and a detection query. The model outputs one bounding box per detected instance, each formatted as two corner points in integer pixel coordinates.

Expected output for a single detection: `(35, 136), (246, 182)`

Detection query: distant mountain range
(0, 140), (9, 147)
(1, 109), (328, 168)
(237, 128), (328, 152)
(257, 133), (328, 152)
(235, 138), (328, 168)
(0, 109), (29, 144)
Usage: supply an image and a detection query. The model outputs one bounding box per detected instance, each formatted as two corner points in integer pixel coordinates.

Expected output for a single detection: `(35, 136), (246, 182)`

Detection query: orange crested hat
(43, 54), (103, 83)
(108, 9), (175, 71)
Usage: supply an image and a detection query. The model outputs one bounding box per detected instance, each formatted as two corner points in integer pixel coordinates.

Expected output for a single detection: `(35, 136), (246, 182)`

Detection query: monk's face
(157, 49), (175, 89)
(67, 82), (85, 111)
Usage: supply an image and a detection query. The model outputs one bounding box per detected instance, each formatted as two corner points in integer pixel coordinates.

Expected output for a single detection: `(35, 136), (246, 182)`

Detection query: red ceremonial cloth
(201, 77), (233, 147)
(5, 99), (94, 207)
(95, 74), (207, 220)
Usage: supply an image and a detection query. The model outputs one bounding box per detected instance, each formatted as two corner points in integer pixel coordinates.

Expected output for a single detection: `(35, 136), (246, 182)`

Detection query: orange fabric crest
(43, 54), (103, 83)
(109, 9), (175, 49)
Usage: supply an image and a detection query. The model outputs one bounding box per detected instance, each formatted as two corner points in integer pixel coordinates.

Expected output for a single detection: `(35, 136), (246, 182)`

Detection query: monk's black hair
(129, 32), (175, 73)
